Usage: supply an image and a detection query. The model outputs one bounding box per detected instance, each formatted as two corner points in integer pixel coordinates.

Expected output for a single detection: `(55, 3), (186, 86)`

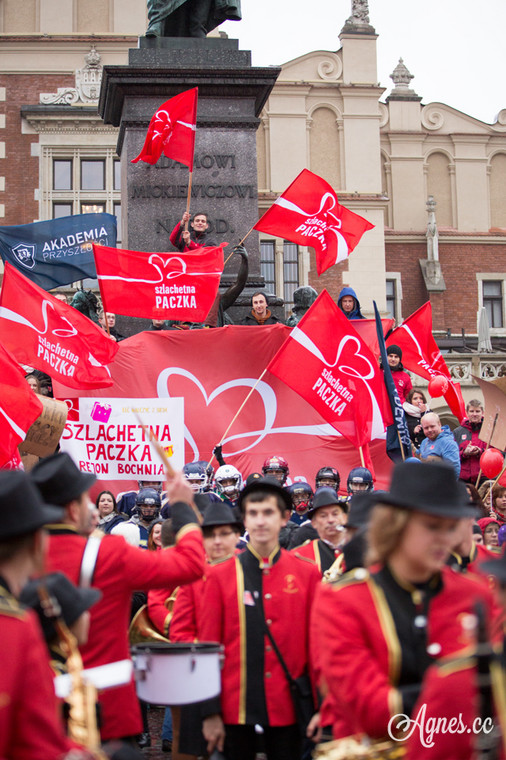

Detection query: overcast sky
(220, 0), (506, 125)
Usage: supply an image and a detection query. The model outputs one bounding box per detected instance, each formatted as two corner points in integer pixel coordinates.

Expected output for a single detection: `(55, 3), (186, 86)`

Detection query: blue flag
(0, 213), (117, 290)
(373, 301), (411, 462)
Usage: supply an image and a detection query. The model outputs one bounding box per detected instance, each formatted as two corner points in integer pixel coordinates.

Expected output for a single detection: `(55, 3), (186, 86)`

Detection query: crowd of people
(3, 437), (506, 759)
(4, 210), (506, 759)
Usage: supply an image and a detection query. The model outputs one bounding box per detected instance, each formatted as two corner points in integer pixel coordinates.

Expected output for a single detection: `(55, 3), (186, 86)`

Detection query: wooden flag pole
(184, 172), (193, 231)
(359, 446), (366, 468)
(134, 412), (203, 525)
(208, 369), (268, 470)
(397, 430), (406, 461)
(475, 412), (499, 488)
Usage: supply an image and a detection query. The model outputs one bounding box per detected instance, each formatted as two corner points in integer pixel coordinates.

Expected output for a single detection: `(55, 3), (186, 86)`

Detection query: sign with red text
(60, 397), (184, 479)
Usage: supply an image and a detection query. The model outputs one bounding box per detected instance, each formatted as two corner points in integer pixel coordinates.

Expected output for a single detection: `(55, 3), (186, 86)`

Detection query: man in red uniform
(30, 452), (206, 745)
(200, 477), (319, 760)
(0, 469), (80, 760)
(292, 488), (347, 575)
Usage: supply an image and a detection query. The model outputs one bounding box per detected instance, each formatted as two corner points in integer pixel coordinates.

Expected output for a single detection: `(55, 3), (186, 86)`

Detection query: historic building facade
(1, 0), (506, 360)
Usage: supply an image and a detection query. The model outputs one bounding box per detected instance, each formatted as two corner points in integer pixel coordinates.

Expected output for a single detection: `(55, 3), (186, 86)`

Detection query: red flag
(93, 243), (224, 322)
(387, 302), (466, 422)
(131, 88), (198, 168)
(267, 290), (388, 448)
(254, 169), (374, 276)
(0, 342), (43, 467)
(0, 263), (118, 390)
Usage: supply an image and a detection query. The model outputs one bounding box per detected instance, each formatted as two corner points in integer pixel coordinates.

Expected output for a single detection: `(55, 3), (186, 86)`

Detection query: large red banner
(93, 243), (224, 322)
(54, 326), (392, 495)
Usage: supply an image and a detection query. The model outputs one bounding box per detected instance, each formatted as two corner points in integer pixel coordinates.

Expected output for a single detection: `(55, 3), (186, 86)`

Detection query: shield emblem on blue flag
(12, 243), (36, 270)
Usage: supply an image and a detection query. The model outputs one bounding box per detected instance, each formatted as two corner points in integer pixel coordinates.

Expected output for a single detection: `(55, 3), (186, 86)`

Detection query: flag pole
(397, 430), (406, 461)
(221, 226), (255, 267)
(359, 446), (365, 468)
(184, 172), (193, 231)
(134, 412), (203, 525)
(208, 368), (268, 470)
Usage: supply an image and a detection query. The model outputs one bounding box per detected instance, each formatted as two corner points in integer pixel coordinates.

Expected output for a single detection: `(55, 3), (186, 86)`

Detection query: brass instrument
(314, 736), (406, 760)
(323, 553), (345, 583)
(38, 585), (106, 757)
(128, 587), (178, 645)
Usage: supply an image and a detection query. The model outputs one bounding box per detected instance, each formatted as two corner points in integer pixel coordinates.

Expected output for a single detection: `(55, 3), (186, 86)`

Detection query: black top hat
(30, 452), (96, 506)
(0, 470), (63, 540)
(308, 487), (344, 517)
(237, 476), (292, 515)
(374, 461), (476, 519)
(479, 553), (506, 584)
(347, 491), (375, 529)
(202, 501), (242, 530)
(20, 572), (101, 643)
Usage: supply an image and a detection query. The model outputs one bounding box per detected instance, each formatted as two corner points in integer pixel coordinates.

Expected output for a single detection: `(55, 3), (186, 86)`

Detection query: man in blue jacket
(337, 286), (365, 319)
(418, 412), (460, 477)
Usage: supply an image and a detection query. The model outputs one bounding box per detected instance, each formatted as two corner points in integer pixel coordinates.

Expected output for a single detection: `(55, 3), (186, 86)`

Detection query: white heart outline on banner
(157, 367), (344, 461)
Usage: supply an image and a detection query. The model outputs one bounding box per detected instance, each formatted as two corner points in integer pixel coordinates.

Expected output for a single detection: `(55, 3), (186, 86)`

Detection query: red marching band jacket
(45, 522), (205, 741)
(199, 545), (320, 727)
(311, 566), (501, 747)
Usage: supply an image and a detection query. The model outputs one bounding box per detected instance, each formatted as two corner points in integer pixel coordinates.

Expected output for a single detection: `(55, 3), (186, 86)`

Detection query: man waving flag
(131, 87), (198, 168)
(254, 169), (374, 276)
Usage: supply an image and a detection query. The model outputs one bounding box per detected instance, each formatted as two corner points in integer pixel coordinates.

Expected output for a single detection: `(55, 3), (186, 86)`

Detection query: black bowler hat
(374, 461), (476, 519)
(308, 487), (346, 517)
(20, 572), (101, 643)
(237, 476), (292, 515)
(31, 452), (96, 506)
(0, 470), (63, 540)
(202, 502), (242, 531)
(347, 492), (375, 529)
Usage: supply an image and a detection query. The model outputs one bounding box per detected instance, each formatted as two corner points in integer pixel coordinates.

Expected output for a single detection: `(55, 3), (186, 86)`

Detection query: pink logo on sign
(90, 401), (111, 423)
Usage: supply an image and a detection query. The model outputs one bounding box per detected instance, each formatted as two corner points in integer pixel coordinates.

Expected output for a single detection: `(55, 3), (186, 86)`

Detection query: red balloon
(498, 467), (506, 487)
(480, 448), (504, 479)
(428, 376), (449, 397)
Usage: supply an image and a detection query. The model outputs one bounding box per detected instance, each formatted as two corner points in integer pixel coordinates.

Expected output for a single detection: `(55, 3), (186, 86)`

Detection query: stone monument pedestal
(98, 38), (281, 325)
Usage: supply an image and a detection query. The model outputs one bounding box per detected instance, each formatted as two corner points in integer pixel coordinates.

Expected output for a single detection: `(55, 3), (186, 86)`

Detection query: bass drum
(132, 641), (223, 705)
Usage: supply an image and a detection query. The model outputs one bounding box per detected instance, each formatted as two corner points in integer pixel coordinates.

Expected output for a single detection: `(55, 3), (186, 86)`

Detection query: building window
(483, 280), (503, 328)
(53, 203), (73, 218)
(114, 202), (122, 244)
(114, 160), (121, 191)
(283, 242), (299, 312)
(45, 150), (120, 223)
(386, 279), (397, 320)
(53, 160), (72, 190)
(81, 202), (105, 214)
(81, 160), (105, 191)
(260, 240), (276, 295)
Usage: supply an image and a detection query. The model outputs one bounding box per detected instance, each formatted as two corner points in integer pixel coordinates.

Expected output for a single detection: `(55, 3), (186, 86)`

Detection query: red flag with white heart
(131, 87), (198, 168)
(93, 242), (224, 322)
(254, 169), (374, 276)
(266, 289), (389, 450)
(0, 263), (118, 390)
(0, 341), (43, 467)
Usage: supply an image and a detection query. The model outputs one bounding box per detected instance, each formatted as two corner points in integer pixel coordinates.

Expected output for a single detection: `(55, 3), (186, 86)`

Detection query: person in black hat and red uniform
(30, 452), (206, 747)
(312, 461), (501, 755)
(0, 469), (85, 759)
(199, 476), (320, 760)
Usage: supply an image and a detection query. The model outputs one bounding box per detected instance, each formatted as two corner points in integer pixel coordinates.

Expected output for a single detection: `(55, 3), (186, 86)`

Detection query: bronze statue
(146, 0), (241, 38)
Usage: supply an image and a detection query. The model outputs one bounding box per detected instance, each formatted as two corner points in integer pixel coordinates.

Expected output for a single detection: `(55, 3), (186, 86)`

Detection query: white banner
(60, 397), (184, 479)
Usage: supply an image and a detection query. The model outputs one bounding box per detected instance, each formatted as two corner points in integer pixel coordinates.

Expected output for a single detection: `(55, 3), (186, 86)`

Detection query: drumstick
(134, 412), (203, 525)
